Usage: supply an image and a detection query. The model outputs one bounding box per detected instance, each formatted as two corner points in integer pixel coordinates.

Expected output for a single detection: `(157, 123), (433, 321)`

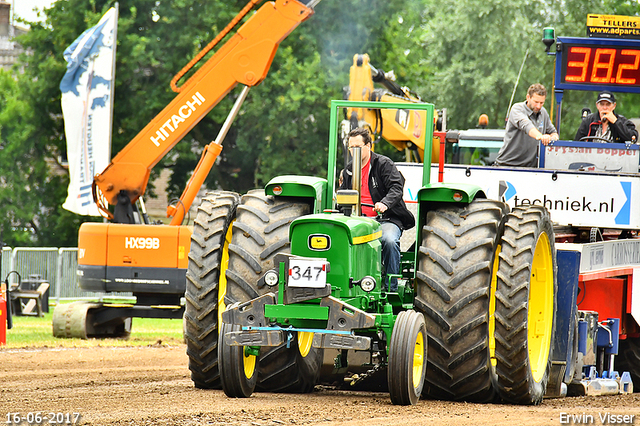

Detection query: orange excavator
(52, 0), (322, 338)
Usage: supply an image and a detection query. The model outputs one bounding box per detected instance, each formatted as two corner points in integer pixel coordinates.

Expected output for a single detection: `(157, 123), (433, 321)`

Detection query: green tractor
(220, 185), (428, 404)
(187, 100), (557, 405)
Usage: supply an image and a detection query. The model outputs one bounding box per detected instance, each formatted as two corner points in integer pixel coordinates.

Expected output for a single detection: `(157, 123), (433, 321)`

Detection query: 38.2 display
(562, 43), (640, 87)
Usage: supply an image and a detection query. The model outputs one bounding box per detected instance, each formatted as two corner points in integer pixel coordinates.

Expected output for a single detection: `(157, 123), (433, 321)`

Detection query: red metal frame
(578, 268), (639, 338)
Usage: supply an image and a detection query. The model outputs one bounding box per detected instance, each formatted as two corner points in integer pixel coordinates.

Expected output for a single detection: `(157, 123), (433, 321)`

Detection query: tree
(1, 0), (236, 244)
(0, 70), (41, 246)
(417, 0), (550, 130)
(418, 0), (640, 138)
(199, 0), (434, 191)
(0, 3), (96, 247)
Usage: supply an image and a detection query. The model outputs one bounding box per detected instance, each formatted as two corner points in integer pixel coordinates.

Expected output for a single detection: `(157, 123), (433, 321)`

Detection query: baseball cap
(596, 91), (616, 104)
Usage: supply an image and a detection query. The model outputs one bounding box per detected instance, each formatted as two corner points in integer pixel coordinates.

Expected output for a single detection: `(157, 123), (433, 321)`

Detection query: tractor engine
(288, 213), (383, 302)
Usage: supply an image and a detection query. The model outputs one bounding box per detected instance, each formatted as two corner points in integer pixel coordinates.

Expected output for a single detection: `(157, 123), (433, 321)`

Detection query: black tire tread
(416, 199), (508, 402)
(185, 190), (240, 389)
(614, 337), (640, 392)
(494, 205), (556, 405)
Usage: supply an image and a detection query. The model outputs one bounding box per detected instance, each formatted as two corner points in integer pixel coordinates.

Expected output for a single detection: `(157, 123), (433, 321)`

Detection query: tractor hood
(290, 213), (381, 245)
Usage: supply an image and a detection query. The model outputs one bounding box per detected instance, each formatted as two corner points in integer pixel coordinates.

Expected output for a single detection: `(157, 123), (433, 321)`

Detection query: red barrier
(0, 290), (6, 345)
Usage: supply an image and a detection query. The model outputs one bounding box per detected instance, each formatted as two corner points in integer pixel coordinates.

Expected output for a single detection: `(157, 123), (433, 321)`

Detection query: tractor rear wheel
(225, 190), (323, 393)
(219, 317), (258, 398)
(184, 191), (240, 389)
(616, 336), (640, 391)
(388, 310), (427, 405)
(416, 199), (507, 402)
(494, 205), (556, 405)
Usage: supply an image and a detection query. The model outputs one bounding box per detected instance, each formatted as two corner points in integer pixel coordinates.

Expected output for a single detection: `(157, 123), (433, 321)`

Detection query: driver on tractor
(574, 90), (638, 143)
(340, 127), (415, 292)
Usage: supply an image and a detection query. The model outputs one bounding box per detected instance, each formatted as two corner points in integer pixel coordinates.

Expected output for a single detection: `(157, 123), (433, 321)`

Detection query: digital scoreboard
(556, 37), (640, 93)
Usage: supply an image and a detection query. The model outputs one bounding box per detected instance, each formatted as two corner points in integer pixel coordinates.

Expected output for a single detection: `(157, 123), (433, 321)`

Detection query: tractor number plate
(287, 258), (327, 288)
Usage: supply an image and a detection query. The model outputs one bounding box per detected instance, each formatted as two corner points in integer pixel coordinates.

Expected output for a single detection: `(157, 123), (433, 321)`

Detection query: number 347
(290, 265), (323, 281)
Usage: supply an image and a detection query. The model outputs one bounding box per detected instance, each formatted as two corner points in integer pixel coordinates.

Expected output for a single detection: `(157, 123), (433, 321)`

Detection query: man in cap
(574, 91), (638, 143)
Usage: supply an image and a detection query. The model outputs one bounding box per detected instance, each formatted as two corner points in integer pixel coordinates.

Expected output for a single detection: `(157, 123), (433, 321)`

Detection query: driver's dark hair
(348, 127), (372, 145)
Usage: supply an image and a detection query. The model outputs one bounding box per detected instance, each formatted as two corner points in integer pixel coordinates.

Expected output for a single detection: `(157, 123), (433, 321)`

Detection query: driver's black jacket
(340, 152), (415, 231)
(574, 112), (638, 143)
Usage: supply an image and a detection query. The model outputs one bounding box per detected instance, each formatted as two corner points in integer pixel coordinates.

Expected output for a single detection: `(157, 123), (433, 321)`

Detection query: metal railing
(1, 246), (132, 302)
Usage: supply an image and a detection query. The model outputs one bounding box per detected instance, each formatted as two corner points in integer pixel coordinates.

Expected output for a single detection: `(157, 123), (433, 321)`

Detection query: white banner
(542, 142), (639, 173)
(60, 7), (118, 216)
(397, 163), (640, 229)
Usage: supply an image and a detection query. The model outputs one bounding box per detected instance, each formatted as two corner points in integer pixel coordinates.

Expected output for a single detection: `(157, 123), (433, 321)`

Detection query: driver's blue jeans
(380, 221), (402, 292)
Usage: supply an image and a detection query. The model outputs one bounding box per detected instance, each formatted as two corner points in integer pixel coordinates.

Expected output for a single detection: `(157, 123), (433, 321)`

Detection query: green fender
(413, 182), (488, 266)
(417, 182), (486, 204)
(265, 175), (328, 213)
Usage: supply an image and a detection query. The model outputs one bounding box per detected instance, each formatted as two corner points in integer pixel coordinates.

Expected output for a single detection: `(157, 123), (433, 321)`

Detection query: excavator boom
(95, 0), (316, 216)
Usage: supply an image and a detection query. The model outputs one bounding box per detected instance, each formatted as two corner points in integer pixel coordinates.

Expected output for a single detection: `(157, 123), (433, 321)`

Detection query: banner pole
(107, 2), (119, 161)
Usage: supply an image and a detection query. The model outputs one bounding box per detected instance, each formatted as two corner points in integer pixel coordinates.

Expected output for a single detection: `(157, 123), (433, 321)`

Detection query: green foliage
(0, 71), (35, 246)
(236, 49), (331, 187)
(0, 66), (83, 246)
(419, 0), (640, 137)
(420, 0), (550, 129)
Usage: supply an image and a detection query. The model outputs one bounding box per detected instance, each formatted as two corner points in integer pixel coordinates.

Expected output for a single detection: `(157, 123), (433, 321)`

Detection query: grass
(1, 302), (184, 349)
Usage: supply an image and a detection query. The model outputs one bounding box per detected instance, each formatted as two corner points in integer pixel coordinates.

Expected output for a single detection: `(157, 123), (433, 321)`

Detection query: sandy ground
(0, 345), (638, 426)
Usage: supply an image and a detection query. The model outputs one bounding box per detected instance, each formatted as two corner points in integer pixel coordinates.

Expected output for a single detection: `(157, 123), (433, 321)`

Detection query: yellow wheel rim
(489, 244), (501, 368)
(218, 222), (234, 330)
(412, 330), (425, 388)
(527, 231), (554, 383)
(298, 331), (314, 358)
(243, 349), (257, 379)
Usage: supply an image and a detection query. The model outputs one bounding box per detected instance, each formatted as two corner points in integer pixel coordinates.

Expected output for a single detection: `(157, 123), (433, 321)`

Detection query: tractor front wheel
(219, 318), (258, 398)
(388, 310), (428, 405)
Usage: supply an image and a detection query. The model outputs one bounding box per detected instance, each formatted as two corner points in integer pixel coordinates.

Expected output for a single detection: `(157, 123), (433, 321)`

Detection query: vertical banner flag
(60, 6), (118, 216)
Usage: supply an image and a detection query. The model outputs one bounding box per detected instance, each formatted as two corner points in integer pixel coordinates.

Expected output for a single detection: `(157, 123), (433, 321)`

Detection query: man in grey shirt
(494, 83), (559, 167)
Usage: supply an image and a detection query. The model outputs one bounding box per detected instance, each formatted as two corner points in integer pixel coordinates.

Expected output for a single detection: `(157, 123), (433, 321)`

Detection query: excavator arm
(94, 0), (319, 220)
(345, 54), (440, 162)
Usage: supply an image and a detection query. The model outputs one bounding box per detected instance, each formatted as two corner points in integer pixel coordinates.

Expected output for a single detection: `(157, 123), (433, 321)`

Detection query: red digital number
(590, 48), (616, 83)
(566, 47), (591, 82)
(565, 45), (640, 86)
(617, 49), (640, 85)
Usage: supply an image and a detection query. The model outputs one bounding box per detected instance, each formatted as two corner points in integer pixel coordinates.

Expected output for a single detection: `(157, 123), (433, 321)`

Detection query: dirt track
(0, 344), (638, 426)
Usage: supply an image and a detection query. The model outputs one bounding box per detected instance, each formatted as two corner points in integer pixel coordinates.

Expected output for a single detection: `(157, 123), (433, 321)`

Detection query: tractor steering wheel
(360, 202), (383, 218)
